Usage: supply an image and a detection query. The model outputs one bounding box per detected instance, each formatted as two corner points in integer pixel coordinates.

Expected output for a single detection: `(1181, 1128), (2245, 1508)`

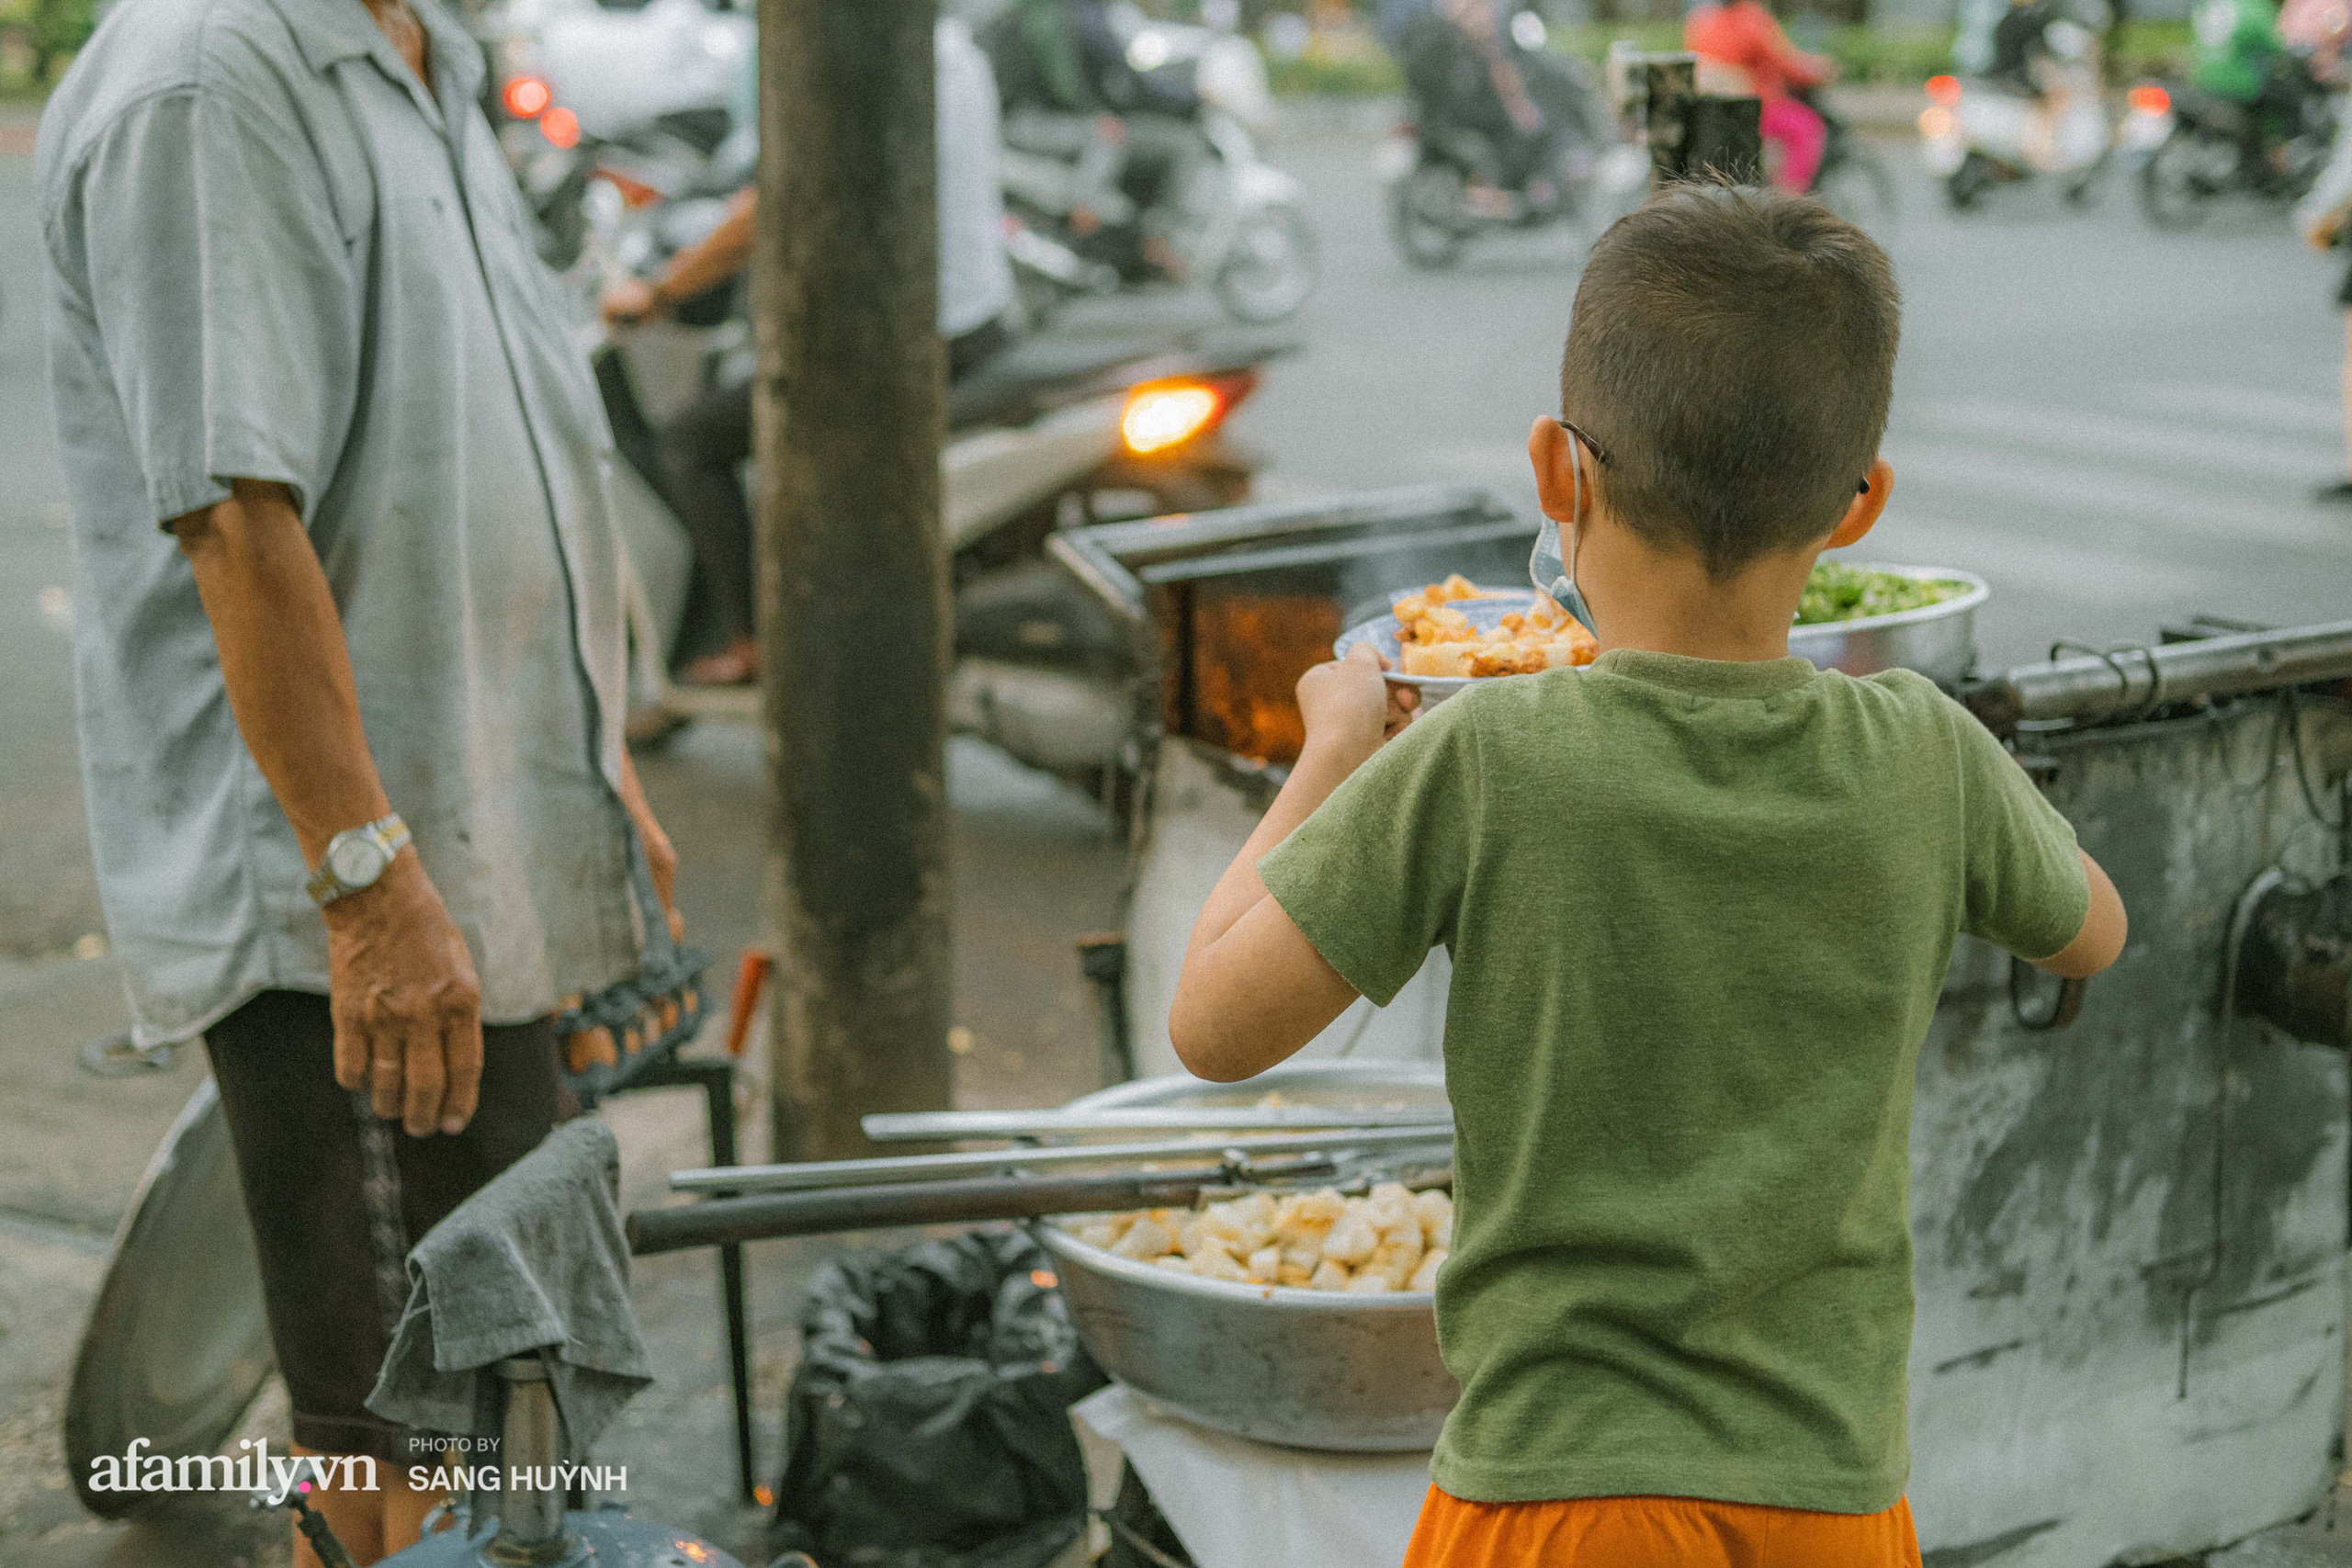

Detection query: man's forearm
(171, 479), (390, 865)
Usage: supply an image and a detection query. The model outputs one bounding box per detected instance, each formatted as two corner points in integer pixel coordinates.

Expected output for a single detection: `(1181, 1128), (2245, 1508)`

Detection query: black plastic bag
(767, 1229), (1108, 1568)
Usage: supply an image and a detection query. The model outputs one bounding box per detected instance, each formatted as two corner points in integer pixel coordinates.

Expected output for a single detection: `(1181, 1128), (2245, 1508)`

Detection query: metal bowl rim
(1787, 565), (1990, 639)
(1039, 1222), (1438, 1310)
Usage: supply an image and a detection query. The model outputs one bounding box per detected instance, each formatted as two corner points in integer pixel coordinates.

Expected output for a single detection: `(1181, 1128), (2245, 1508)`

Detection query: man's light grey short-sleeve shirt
(40, 0), (643, 1043)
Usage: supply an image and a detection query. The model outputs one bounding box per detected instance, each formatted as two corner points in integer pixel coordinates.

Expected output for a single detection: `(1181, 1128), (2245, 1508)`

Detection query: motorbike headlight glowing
(1925, 73), (1962, 107)
(503, 75), (553, 119)
(2128, 84), (2172, 116)
(1121, 385), (1223, 456)
(541, 107), (582, 151)
(1918, 106), (1956, 139)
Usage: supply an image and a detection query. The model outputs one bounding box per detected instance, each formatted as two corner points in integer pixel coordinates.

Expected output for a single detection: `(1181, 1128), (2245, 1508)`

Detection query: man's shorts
(1402, 1487), (1923, 1568)
(204, 989), (573, 1461)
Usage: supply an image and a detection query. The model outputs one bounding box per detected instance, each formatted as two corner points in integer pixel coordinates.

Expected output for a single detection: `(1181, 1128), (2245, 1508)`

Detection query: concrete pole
(752, 0), (954, 1162)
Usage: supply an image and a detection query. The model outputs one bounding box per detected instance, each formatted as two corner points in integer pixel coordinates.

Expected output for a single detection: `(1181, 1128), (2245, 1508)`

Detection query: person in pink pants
(1686, 0), (1837, 192)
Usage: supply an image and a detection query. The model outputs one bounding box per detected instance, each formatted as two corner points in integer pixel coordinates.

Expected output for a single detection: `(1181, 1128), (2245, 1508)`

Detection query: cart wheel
(64, 1079), (275, 1519)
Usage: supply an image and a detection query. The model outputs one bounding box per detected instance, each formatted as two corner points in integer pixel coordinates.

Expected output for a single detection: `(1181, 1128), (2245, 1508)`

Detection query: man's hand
(325, 852), (483, 1135)
(1296, 643), (1418, 767)
(2308, 214), (2343, 253)
(599, 276), (662, 329)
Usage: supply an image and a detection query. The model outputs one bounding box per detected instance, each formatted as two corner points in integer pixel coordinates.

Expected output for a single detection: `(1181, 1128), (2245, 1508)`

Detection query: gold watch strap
(306, 813), (412, 906)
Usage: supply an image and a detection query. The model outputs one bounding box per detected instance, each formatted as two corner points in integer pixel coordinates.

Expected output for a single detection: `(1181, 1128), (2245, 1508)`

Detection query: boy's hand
(1297, 643), (1418, 766)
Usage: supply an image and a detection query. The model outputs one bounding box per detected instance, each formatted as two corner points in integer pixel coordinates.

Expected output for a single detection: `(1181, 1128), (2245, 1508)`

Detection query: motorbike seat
(949, 331), (1190, 430)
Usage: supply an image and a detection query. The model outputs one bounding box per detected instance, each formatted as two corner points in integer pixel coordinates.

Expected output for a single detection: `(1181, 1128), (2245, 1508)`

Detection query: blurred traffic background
(1, 0), (2349, 1562)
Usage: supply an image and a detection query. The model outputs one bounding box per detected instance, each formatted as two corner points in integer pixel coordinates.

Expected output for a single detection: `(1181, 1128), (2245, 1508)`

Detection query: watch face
(327, 833), (391, 889)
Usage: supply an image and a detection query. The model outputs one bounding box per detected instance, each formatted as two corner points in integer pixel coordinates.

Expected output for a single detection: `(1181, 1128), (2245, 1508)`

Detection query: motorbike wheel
(2060, 150), (2111, 207)
(1214, 202), (1320, 324)
(1944, 151), (1997, 212)
(2138, 128), (2222, 229)
(1813, 148), (1899, 237)
(1390, 164), (1470, 271)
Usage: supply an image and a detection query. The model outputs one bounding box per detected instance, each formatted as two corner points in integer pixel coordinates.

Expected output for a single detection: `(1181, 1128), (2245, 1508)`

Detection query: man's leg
(207, 991), (568, 1565)
(653, 378), (757, 682)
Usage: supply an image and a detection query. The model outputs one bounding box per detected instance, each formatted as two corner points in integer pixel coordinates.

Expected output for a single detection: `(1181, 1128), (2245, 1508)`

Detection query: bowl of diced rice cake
(1036, 1061), (1459, 1451)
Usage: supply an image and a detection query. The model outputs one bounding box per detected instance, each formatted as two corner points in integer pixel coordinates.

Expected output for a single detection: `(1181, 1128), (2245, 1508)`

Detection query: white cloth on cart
(1072, 1384), (1430, 1568)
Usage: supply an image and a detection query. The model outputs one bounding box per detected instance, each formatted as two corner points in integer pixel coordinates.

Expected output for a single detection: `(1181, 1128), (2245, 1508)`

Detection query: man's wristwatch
(307, 814), (412, 907)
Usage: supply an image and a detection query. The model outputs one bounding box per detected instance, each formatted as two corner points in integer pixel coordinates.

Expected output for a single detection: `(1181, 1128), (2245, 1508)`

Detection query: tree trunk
(753, 0), (954, 1163)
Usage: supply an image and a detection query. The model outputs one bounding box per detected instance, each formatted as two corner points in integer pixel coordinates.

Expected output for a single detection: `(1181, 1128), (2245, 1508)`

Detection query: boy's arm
(1170, 645), (1418, 1083)
(1952, 696), (2128, 982)
(2031, 850), (2126, 979)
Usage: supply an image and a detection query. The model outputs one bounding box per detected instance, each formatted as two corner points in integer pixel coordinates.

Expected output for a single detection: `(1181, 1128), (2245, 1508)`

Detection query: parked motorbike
(2124, 66), (2337, 227)
(472, 0), (753, 267)
(1381, 11), (1646, 268)
(997, 15), (1320, 324)
(571, 166), (1285, 784)
(1917, 25), (2111, 211)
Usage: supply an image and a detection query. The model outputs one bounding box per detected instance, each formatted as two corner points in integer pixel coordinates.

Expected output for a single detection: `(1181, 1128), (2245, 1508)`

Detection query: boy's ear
(1528, 416), (1599, 524)
(1825, 458), (1894, 549)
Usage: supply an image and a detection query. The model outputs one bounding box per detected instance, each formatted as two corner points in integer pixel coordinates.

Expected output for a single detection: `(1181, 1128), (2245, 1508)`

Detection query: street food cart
(65, 478), (2352, 1568)
(1021, 483), (2352, 1567)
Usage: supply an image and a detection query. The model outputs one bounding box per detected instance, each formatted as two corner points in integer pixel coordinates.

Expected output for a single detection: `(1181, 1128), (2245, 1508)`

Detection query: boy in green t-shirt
(1168, 186), (2126, 1566)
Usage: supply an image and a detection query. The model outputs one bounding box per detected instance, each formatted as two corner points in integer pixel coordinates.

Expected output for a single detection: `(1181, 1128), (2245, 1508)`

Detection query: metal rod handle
(860, 1106), (1453, 1141)
(628, 1169), (1237, 1255)
(670, 1124), (1455, 1194)
(1969, 621), (2352, 734)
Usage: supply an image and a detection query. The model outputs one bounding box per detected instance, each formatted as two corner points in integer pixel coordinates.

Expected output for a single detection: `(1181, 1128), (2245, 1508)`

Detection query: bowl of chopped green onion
(1787, 562), (1988, 688)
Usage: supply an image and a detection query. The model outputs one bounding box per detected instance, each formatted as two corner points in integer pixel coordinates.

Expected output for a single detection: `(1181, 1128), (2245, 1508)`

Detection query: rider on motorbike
(598, 18), (1017, 686)
(1984, 0), (2100, 170)
(1395, 0), (1590, 208)
(2192, 0), (2314, 178)
(982, 0), (1207, 276)
(1683, 0), (1837, 193)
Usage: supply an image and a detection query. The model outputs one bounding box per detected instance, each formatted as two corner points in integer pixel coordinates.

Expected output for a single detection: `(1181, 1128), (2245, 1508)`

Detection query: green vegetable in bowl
(1795, 564), (1969, 626)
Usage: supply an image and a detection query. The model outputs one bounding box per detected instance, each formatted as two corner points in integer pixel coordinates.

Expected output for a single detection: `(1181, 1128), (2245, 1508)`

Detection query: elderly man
(39, 0), (676, 1562)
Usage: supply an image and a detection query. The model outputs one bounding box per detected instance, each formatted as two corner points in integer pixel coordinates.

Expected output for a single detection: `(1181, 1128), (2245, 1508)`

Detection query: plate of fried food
(1334, 575), (1599, 705)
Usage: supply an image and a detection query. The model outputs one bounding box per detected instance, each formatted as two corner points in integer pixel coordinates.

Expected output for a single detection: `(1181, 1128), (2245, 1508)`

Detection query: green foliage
(1267, 15), (2203, 95)
(0, 0), (97, 88)
(1267, 44), (1406, 96)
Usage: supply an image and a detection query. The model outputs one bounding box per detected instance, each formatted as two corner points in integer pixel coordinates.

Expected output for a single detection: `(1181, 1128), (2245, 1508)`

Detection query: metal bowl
(1038, 1063), (1458, 1451)
(1788, 565), (1989, 688)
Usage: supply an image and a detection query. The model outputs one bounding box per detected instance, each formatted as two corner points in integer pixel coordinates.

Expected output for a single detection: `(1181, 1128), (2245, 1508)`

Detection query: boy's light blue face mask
(1531, 419), (1605, 637)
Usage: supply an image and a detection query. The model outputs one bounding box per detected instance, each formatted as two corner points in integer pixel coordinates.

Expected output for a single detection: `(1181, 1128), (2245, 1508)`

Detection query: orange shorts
(1402, 1487), (1922, 1568)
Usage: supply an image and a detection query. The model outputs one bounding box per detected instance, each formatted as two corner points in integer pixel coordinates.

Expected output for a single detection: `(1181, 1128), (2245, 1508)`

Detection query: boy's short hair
(1559, 183), (1901, 578)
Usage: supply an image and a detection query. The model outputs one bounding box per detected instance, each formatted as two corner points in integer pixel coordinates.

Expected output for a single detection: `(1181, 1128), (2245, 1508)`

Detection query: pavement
(5, 92), (2352, 1568)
